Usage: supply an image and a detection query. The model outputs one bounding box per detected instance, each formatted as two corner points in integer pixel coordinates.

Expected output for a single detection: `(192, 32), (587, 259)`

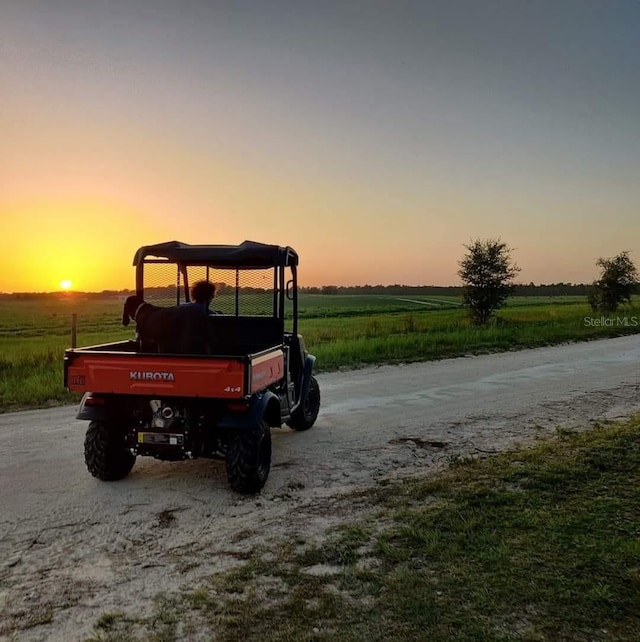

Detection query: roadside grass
(304, 301), (640, 371)
(0, 331), (130, 412)
(1, 297), (639, 411)
(84, 415), (640, 642)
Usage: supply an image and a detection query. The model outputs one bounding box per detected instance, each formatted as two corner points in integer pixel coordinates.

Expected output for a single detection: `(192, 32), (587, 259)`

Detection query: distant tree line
(298, 283), (592, 297)
(0, 289), (135, 300)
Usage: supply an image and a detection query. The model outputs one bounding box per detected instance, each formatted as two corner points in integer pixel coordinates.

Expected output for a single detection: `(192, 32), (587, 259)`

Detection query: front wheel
(84, 420), (136, 481)
(287, 375), (320, 431)
(226, 420), (272, 494)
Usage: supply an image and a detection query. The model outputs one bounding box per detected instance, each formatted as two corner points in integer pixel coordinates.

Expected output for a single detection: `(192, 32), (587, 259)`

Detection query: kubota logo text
(130, 371), (175, 381)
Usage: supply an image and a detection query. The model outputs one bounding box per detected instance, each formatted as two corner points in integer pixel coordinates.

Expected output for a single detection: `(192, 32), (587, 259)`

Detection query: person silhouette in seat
(187, 280), (217, 315)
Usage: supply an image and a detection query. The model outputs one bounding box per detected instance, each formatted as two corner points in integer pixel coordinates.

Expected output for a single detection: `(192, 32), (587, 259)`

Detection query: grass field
(87, 415), (640, 641)
(1, 294), (639, 412)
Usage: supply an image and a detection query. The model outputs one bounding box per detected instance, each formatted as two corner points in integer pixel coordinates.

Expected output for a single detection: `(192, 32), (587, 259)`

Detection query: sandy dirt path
(1, 335), (639, 640)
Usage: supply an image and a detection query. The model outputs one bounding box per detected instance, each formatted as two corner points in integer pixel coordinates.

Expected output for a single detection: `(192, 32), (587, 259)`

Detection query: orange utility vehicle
(64, 240), (320, 493)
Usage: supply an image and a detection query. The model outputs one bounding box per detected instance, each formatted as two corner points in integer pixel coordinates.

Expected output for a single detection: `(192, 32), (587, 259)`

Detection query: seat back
(207, 316), (284, 355)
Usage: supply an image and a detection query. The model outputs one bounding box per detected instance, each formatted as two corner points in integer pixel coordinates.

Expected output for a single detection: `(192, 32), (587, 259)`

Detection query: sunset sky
(1, 0), (639, 292)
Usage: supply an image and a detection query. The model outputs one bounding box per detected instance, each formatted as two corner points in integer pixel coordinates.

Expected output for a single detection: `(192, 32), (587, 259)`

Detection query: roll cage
(133, 240), (300, 335)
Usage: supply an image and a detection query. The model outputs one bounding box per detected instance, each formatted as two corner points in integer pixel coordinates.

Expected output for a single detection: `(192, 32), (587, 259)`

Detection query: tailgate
(65, 348), (285, 399)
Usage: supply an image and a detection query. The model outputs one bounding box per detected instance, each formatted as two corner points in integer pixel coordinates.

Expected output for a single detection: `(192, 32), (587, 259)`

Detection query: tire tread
(84, 421), (136, 481)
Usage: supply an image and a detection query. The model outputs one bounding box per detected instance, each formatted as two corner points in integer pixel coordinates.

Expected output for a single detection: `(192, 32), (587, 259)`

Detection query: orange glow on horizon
(0, 199), (161, 293)
(0, 195), (611, 294)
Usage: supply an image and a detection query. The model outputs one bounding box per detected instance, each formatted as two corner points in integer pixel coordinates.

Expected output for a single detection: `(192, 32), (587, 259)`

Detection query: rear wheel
(84, 420), (136, 481)
(287, 375), (320, 431)
(226, 420), (271, 494)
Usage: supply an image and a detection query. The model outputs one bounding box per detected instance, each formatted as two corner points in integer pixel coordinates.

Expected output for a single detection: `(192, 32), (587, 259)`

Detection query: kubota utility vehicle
(64, 240), (320, 493)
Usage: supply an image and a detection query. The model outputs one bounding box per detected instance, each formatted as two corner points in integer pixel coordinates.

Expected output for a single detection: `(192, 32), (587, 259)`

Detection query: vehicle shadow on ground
(99, 427), (308, 499)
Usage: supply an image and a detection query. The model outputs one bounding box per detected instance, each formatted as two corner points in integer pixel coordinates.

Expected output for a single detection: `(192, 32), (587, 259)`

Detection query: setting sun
(60, 279), (73, 291)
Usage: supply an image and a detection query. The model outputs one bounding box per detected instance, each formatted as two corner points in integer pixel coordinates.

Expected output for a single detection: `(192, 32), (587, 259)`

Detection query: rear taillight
(84, 395), (106, 406)
(227, 403), (248, 413)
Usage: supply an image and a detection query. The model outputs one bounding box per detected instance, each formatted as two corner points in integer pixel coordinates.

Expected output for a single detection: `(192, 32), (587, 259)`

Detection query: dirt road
(1, 335), (639, 640)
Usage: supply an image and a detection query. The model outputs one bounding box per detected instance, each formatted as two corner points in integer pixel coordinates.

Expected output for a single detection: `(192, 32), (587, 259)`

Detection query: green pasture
(1, 294), (639, 412)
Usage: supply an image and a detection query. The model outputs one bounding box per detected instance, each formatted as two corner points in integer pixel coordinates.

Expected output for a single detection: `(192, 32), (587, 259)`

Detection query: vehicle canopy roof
(133, 240), (298, 269)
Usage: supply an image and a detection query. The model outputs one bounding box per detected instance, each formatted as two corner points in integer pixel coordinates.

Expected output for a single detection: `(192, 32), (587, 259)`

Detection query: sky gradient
(2, 0), (639, 292)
